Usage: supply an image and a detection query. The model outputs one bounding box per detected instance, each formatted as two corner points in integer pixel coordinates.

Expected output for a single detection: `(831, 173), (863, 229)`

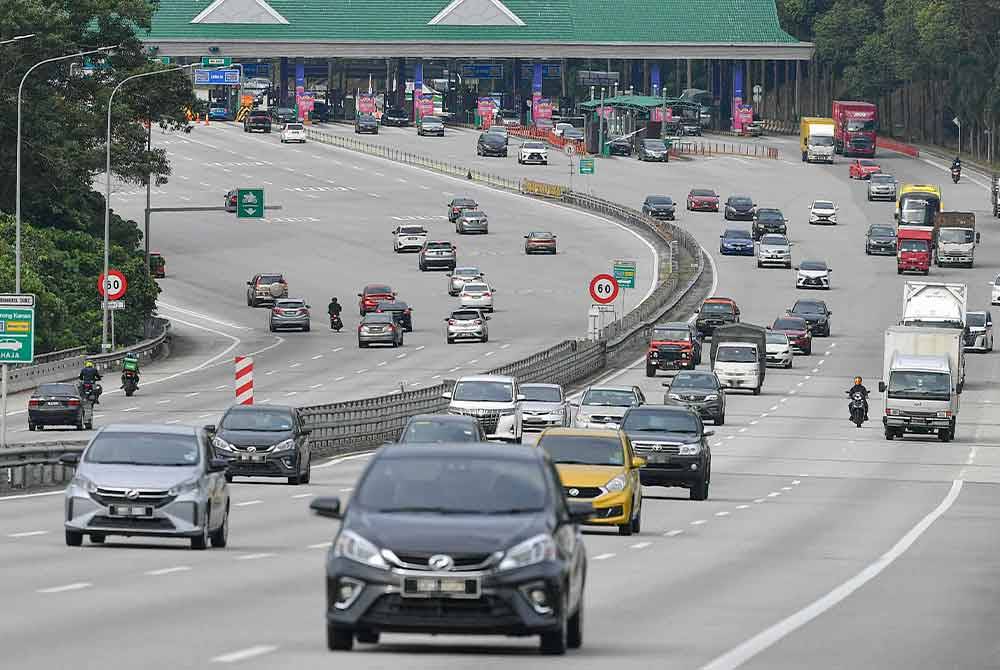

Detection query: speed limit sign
(589, 274), (619, 304)
(98, 269), (127, 300)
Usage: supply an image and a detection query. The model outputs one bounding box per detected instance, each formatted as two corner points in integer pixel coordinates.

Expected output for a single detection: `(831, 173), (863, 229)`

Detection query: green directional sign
(150, 56), (172, 65)
(579, 157), (595, 175)
(613, 259), (636, 289)
(236, 188), (265, 219)
(202, 56), (232, 66)
(0, 303), (35, 364)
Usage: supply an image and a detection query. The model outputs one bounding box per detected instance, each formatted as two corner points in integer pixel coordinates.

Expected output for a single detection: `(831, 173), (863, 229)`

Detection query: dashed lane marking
(690, 519), (707, 526)
(767, 492), (782, 498)
(38, 583), (92, 594)
(291, 493), (313, 499)
(715, 511), (730, 517)
(736, 505), (750, 510)
(145, 566), (191, 576)
(211, 646), (279, 664)
(310, 383), (323, 389)
(7, 530), (48, 538)
(236, 500), (262, 507)
(308, 542), (332, 549)
(630, 542), (652, 549)
(664, 530), (684, 537)
(592, 553), (616, 561)
(235, 553), (276, 561)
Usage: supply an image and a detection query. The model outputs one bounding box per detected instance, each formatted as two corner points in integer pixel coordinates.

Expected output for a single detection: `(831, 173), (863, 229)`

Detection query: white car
(392, 224), (427, 253)
(280, 122), (306, 143)
(458, 282), (494, 312)
(553, 122), (574, 137)
(992, 273), (1000, 305)
(757, 234), (792, 269)
(573, 385), (644, 429)
(808, 199), (838, 225)
(445, 308), (489, 344)
(444, 374), (523, 442)
(765, 331), (793, 368)
(795, 259), (831, 289)
(518, 141), (549, 165)
(447, 266), (485, 296)
(964, 311), (993, 352)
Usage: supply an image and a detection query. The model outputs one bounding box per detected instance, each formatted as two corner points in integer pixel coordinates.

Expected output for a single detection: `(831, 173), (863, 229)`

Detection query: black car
(272, 107), (297, 125)
(309, 101), (332, 123)
(243, 110), (271, 133)
(395, 414), (486, 443)
(866, 223), (898, 255)
(788, 299), (832, 336)
(381, 106), (410, 126)
(695, 298), (741, 337)
(752, 207), (787, 239)
(477, 132), (508, 157)
(608, 137), (632, 156)
(724, 195), (756, 221)
(310, 444), (590, 653)
(355, 114), (379, 134)
(374, 300), (413, 332)
(664, 371), (726, 425)
(641, 195), (676, 220)
(28, 382), (93, 431)
(637, 138), (669, 162)
(209, 404), (312, 485)
(620, 405), (712, 500)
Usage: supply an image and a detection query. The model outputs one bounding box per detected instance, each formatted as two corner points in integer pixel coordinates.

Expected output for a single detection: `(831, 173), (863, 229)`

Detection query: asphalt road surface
(1, 124), (997, 669)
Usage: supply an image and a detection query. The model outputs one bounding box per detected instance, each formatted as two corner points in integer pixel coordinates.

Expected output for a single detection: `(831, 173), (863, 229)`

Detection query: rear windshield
(760, 235), (787, 245)
(581, 389), (636, 406)
(259, 275), (283, 284)
(454, 268), (480, 276)
(643, 140), (667, 150)
(773, 319), (805, 330)
(285, 123), (303, 130)
(398, 226), (426, 235)
(451, 311), (483, 321)
(730, 197), (752, 206)
(274, 300), (304, 308)
(426, 242), (453, 250)
(462, 283), (489, 292)
(621, 409), (701, 434)
(36, 383), (78, 396)
(422, 116), (441, 123)
(364, 313), (394, 324)
(453, 199), (476, 207)
(756, 210), (783, 221)
(870, 225), (895, 236)
(793, 301), (825, 313)
(900, 239), (929, 252)
(813, 201), (834, 209)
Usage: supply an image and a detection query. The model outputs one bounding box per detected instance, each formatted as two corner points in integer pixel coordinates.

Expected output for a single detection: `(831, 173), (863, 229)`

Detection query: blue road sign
(461, 63), (503, 79)
(194, 69), (241, 86)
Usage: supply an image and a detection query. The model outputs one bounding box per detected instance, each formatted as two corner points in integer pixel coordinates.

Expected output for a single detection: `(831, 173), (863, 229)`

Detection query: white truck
(900, 281), (967, 331)
(934, 212), (979, 268)
(879, 326), (963, 442)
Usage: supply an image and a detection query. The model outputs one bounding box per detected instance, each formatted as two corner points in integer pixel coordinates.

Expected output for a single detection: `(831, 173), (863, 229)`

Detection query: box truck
(900, 281), (967, 330)
(934, 212), (979, 267)
(832, 100), (877, 156)
(799, 117), (835, 163)
(710, 323), (767, 394)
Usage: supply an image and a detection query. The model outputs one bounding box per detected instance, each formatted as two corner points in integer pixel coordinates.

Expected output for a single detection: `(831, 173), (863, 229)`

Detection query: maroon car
(687, 188), (720, 212)
(771, 316), (812, 355)
(358, 284), (396, 315)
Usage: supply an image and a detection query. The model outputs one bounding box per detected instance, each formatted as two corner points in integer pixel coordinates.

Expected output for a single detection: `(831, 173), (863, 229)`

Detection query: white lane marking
(829, 342), (837, 348)
(796, 382), (804, 387)
(7, 530), (48, 538)
(630, 542), (652, 549)
(334, 376), (346, 382)
(291, 493), (313, 499)
(770, 405), (779, 411)
(701, 480), (964, 670)
(396, 353), (406, 359)
(500, 343), (511, 349)
(468, 359), (479, 364)
(782, 486), (792, 491)
(818, 359), (825, 365)
(792, 480), (801, 485)
(339, 487), (354, 493)
(377, 361), (388, 367)
(789, 390), (797, 395)
(145, 566), (191, 576)
(332, 347), (344, 352)
(448, 366), (461, 372)
(368, 192), (380, 198)
(236, 553), (276, 561)
(753, 498), (766, 504)
(356, 369), (368, 374)
(749, 420), (759, 425)
(289, 362), (301, 368)
(715, 511), (730, 517)
(966, 447), (977, 465)
(165, 419), (181, 424)
(690, 519), (707, 526)
(664, 530), (684, 537)
(761, 413), (769, 418)
(726, 435), (735, 440)
(372, 171), (384, 177)
(780, 398), (788, 403)
(185, 392), (200, 398)
(265, 371), (275, 376)
(415, 345), (425, 351)
(198, 413), (213, 419)
(767, 492), (781, 498)
(211, 645), (279, 664)
(284, 391), (297, 397)
(38, 582), (92, 594)
(485, 351), (495, 357)
(122, 406), (139, 412)
(592, 553), (616, 561)
(215, 385), (227, 390)
(713, 441), (723, 447)
(308, 541), (332, 549)
(310, 383), (323, 389)
(804, 376), (812, 380)
(157, 399), (172, 404)
(738, 427), (748, 433)
(735, 504), (750, 510)
(311, 354), (323, 360)
(315, 452), (374, 470)
(235, 500), (263, 507)
(431, 374), (441, 379)
(812, 368), (819, 373)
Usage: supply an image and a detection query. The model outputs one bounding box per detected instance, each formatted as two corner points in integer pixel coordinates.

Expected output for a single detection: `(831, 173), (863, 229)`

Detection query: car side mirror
(976, 232), (981, 243)
(208, 458), (229, 473)
(566, 500), (594, 524)
(203, 424), (216, 434)
(704, 429), (715, 437)
(357, 293), (362, 297)
(301, 428), (312, 436)
(878, 381), (886, 393)
(59, 452), (80, 465)
(442, 391), (452, 400)
(485, 316), (491, 321)
(793, 266), (799, 270)
(631, 456), (646, 468)
(524, 235), (529, 239)
(310, 497), (342, 519)
(246, 281), (252, 285)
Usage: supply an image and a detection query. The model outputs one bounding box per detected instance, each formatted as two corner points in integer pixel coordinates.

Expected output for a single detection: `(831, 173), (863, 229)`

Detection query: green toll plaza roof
(144, 0), (813, 60)
(579, 95), (702, 111)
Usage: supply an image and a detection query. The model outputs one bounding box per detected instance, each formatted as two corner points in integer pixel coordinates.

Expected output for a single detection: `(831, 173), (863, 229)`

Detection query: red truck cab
(897, 227), (932, 275)
(832, 101), (877, 157)
(645, 322), (702, 377)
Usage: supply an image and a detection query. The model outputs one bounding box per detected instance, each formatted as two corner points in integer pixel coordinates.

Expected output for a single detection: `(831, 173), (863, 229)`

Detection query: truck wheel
(645, 364), (656, 378)
(937, 428), (951, 442)
(884, 428), (895, 440)
(752, 385), (761, 395)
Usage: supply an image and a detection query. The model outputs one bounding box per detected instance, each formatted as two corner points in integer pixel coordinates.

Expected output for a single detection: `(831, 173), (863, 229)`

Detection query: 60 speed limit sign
(98, 269), (127, 300)
(589, 274), (619, 304)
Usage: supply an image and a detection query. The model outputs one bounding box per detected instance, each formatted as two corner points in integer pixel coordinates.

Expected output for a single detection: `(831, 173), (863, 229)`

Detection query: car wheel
(304, 323), (311, 332)
(447, 337), (455, 344)
(617, 516), (633, 536)
(785, 359), (793, 369)
(356, 630), (380, 644)
(865, 245), (871, 255)
(359, 341), (367, 348)
(539, 603), (569, 655)
(327, 625), (354, 651)
(567, 595), (583, 649)
(225, 473), (233, 483)
(65, 529), (83, 546)
(938, 428), (951, 442)
(752, 385), (761, 395)
(482, 333), (489, 343)
(885, 427), (895, 440)
(690, 469), (710, 501)
(85, 420), (93, 430)
(757, 260), (762, 268)
(301, 459), (311, 484)
(90, 534), (106, 544)
(191, 508), (210, 550)
(804, 345), (812, 355)
(715, 413), (725, 426)
(76, 418), (84, 431)
(210, 504), (229, 548)
(645, 364), (656, 378)
(785, 262), (792, 269)
(28, 423), (35, 431)
(630, 500), (642, 534)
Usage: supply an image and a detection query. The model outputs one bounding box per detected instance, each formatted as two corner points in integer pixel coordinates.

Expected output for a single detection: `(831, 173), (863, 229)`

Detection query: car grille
(451, 408), (501, 433)
(965, 332), (979, 346)
(524, 152), (544, 159)
(653, 346), (685, 361)
(389, 551), (497, 571)
(92, 487), (175, 508)
(677, 394), (707, 402)
(231, 443), (275, 452)
(564, 486), (604, 499)
(632, 442), (681, 455)
(89, 516), (176, 530)
(801, 277), (826, 285)
(361, 595), (520, 629)
(902, 410), (938, 418)
(586, 414), (621, 424)
(592, 506), (624, 519)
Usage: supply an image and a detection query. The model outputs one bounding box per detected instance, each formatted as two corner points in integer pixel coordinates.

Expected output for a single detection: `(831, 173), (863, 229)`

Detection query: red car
(771, 316), (812, 355)
(358, 284), (396, 315)
(687, 188), (720, 211)
(849, 159), (881, 180)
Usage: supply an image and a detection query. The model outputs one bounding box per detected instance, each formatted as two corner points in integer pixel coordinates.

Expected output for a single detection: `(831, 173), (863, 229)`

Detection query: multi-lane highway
(2, 122), (999, 669)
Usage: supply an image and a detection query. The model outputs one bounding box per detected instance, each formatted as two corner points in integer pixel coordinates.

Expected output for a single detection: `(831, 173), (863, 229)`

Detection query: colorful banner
(295, 61), (305, 120)
(419, 93), (435, 116)
(477, 97), (495, 129)
(534, 98), (553, 126)
(650, 107), (674, 122)
(413, 62), (423, 120)
(358, 94), (377, 115)
(736, 104), (753, 132)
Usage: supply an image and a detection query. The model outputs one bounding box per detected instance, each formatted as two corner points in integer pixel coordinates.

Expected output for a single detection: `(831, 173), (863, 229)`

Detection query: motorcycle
(122, 370), (139, 397)
(330, 313), (343, 332)
(847, 390), (867, 428)
(81, 381), (103, 404)
(951, 166), (961, 183)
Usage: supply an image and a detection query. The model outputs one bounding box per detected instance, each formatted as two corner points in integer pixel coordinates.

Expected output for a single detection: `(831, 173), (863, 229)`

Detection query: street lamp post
(15, 45), (117, 293)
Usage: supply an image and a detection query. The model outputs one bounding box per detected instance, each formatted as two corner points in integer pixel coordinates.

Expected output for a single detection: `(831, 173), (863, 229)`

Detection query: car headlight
(668, 393), (681, 400)
(704, 394), (719, 401)
(603, 474), (627, 492)
(169, 478), (202, 496)
(72, 474), (98, 493)
(333, 530), (389, 569)
(576, 413), (590, 423)
(678, 443), (702, 455)
(212, 436), (235, 452)
(498, 533), (557, 571)
(272, 438), (295, 452)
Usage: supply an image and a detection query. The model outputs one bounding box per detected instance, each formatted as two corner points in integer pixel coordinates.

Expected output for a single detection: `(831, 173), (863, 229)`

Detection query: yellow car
(536, 427), (645, 536)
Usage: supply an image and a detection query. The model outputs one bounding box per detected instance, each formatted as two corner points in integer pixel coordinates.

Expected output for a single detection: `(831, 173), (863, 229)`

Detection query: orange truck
(645, 322), (702, 377)
(897, 227), (932, 275)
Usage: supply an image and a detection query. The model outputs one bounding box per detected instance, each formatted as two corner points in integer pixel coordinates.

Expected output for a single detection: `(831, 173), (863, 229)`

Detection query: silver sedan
(519, 383), (570, 429)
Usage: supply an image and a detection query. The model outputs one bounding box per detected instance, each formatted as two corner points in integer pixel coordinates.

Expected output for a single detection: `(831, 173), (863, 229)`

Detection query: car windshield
(939, 229), (975, 244)
(899, 194), (940, 225)
(453, 199), (476, 208)
(364, 313), (394, 324)
(847, 119), (877, 132)
(730, 198), (752, 206)
(221, 409), (294, 431)
(621, 409), (701, 434)
(377, 301), (405, 311)
(277, 108), (293, 115)
(581, 389), (636, 407)
(538, 434), (624, 466)
(85, 432), (201, 466)
(860, 160), (877, 166)
(761, 235), (787, 246)
(792, 301), (825, 314)
(690, 190), (716, 197)
(399, 226), (426, 235)
(285, 123), (303, 130)
(716, 345), (757, 363)
(249, 111), (268, 118)
(799, 261), (827, 271)
(702, 302), (734, 314)
(523, 142), (545, 149)
(766, 332), (789, 345)
(774, 319), (805, 330)
(358, 456), (547, 514)
(870, 225), (895, 237)
(725, 230), (752, 240)
(811, 136), (835, 146)
(521, 385), (562, 402)
(669, 373), (717, 390)
(643, 140), (667, 150)
(529, 232), (554, 239)
(402, 420), (480, 443)
(966, 313), (987, 327)
(387, 108), (405, 115)
(451, 311), (483, 321)
(900, 239), (929, 252)
(652, 327), (691, 342)
(36, 383), (79, 396)
(813, 201), (834, 209)
(365, 286), (392, 295)
(887, 371), (951, 401)
(871, 175), (894, 183)
(482, 134), (504, 143)
(259, 275), (283, 284)
(463, 211), (485, 218)
(649, 197), (673, 206)
(757, 210), (783, 221)
(452, 380), (513, 402)
(462, 283), (489, 292)
(358, 115), (376, 122)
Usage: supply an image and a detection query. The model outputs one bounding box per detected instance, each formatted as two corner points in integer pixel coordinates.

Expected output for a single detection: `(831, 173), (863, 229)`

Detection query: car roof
(455, 266), (480, 272)
(408, 413), (479, 424)
(225, 403), (295, 414)
(655, 321), (691, 329)
(521, 382), (562, 390)
(584, 385), (636, 393)
(539, 427), (623, 439)
(646, 195), (673, 201)
(98, 423), (198, 436)
(456, 374), (515, 383)
(363, 284), (393, 291)
(625, 404), (691, 414)
(379, 443), (542, 463)
(760, 234), (788, 242)
(705, 296), (737, 303)
(794, 298), (827, 307)
(775, 316), (807, 324)
(757, 207), (782, 213)
(377, 300), (407, 307)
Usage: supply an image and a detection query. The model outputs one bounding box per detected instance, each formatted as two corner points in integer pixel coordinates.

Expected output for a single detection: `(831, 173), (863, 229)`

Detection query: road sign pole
(1, 364), (7, 450)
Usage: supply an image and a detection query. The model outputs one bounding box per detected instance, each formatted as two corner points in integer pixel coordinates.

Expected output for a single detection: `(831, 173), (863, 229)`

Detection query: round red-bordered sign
(98, 269), (127, 300)
(589, 274), (619, 304)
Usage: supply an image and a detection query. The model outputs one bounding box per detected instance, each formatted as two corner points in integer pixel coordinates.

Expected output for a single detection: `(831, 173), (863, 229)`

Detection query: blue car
(720, 228), (755, 255)
(208, 106), (229, 121)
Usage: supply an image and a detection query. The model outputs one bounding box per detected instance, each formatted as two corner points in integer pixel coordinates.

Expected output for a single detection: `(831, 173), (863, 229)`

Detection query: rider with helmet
(327, 297), (342, 330)
(79, 361), (103, 403)
(847, 375), (869, 420)
(121, 351), (140, 389)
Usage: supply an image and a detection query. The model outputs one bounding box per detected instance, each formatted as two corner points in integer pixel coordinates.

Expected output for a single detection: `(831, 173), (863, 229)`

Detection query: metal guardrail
(0, 440), (88, 490)
(23, 346), (87, 366)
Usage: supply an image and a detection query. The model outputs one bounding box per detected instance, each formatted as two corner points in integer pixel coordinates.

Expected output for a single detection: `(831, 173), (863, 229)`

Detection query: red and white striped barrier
(235, 356), (253, 405)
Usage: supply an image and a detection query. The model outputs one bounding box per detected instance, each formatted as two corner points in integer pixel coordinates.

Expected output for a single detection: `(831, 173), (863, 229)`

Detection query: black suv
(243, 110), (271, 133)
(476, 132), (508, 157)
(620, 405), (712, 500)
(788, 299), (832, 336)
(355, 114), (379, 134)
(752, 207), (787, 240)
(381, 106), (409, 126)
(209, 404), (311, 485)
(310, 444), (590, 654)
(723, 195), (756, 221)
(641, 195), (676, 220)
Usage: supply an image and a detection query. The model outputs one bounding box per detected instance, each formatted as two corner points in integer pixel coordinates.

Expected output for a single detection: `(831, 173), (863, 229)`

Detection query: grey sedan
(358, 312), (403, 348)
(418, 116), (445, 136)
(757, 233), (793, 269)
(60, 423), (230, 549)
(209, 404), (312, 485)
(268, 298), (311, 332)
(520, 383), (570, 429)
(456, 210), (489, 234)
(664, 371), (726, 425)
(395, 414), (486, 443)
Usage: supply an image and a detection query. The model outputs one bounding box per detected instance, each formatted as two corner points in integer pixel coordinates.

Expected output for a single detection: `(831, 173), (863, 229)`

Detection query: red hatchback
(849, 159), (881, 180)
(687, 188), (720, 211)
(772, 316), (812, 355)
(358, 284), (396, 315)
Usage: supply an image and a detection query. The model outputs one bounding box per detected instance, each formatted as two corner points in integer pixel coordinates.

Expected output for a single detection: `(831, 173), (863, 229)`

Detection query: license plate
(109, 505), (151, 517)
(47, 401), (61, 406)
(402, 576), (480, 598)
(239, 453), (265, 462)
(647, 453), (670, 464)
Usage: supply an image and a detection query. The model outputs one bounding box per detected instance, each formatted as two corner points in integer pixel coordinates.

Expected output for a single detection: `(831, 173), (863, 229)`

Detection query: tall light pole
(15, 44), (117, 293)
(0, 33), (35, 46)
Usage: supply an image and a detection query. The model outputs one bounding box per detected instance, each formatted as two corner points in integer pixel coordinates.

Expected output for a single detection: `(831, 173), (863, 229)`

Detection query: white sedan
(518, 141), (549, 165)
(795, 259), (831, 290)
(765, 331), (793, 368)
(458, 282), (494, 312)
(808, 199), (838, 225)
(280, 122), (306, 143)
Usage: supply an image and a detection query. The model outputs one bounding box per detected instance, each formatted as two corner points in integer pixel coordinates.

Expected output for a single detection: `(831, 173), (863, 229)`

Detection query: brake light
(67, 399), (81, 407)
(448, 319), (456, 325)
(473, 319), (482, 325)
(28, 399), (39, 407)
(387, 325), (395, 332)
(483, 292), (491, 297)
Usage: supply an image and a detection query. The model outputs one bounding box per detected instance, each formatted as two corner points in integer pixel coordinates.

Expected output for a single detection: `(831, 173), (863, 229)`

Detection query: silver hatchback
(447, 266), (485, 295)
(61, 424), (230, 550)
(456, 210), (489, 234)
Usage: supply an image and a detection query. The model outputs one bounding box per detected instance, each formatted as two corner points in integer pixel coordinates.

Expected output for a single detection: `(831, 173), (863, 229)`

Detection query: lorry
(900, 281), (967, 331)
(832, 100), (878, 157)
(896, 227), (932, 275)
(896, 184), (942, 227)
(879, 326), (964, 441)
(799, 117), (836, 163)
(710, 323), (767, 394)
(934, 212), (979, 268)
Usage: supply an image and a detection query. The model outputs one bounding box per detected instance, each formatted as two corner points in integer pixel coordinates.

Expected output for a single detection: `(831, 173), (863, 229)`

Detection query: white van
(443, 375), (523, 443)
(712, 341), (762, 394)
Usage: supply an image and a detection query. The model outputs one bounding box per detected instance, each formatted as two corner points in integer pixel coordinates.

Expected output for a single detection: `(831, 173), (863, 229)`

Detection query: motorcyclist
(79, 361), (102, 403)
(327, 297), (342, 329)
(847, 375), (869, 421)
(121, 351), (140, 389)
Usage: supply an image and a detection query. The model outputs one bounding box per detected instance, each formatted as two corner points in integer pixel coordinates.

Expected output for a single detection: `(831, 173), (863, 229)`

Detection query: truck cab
(832, 100), (878, 157)
(800, 117), (836, 163)
(645, 322), (702, 377)
(934, 212), (979, 268)
(880, 352), (958, 442)
(897, 227), (932, 275)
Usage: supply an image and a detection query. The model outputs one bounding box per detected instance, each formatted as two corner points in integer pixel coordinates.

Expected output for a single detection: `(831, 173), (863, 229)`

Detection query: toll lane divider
(1, 132), (709, 492)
